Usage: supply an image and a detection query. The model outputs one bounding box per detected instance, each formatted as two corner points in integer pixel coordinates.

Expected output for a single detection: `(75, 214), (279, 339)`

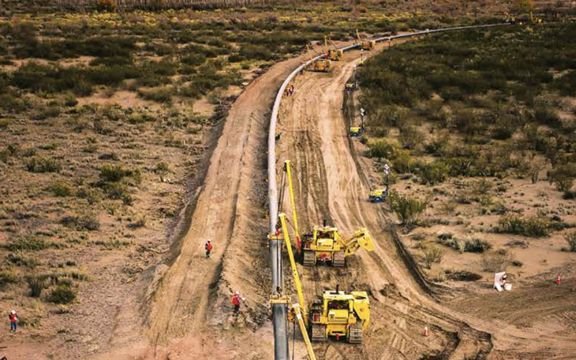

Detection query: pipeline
(267, 22), (511, 360)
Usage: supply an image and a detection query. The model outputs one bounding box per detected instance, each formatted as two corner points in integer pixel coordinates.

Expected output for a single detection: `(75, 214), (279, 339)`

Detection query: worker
(8, 310), (17, 332)
(231, 291), (245, 314)
(205, 240), (213, 258)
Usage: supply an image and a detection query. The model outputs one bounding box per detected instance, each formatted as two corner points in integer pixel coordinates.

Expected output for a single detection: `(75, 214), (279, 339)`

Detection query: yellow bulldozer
(310, 287), (370, 343)
(356, 29), (375, 51)
(325, 36), (343, 61)
(281, 160), (375, 267)
(305, 43), (332, 72)
(301, 225), (375, 267)
(276, 213), (371, 346)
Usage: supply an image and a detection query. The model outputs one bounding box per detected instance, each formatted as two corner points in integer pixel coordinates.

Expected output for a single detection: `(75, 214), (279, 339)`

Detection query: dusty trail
(277, 41), (576, 359)
(277, 45), (492, 359)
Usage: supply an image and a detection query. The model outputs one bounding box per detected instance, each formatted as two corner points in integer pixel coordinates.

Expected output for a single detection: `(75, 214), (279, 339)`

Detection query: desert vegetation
(359, 23), (576, 283)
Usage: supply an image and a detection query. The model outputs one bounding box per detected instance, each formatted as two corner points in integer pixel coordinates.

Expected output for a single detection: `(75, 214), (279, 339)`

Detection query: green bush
(6, 236), (49, 251)
(99, 165), (133, 182)
(26, 157), (61, 173)
(48, 285), (76, 304)
(26, 276), (46, 298)
(389, 191), (427, 226)
(464, 238), (492, 253)
(0, 271), (18, 290)
(47, 182), (73, 197)
(367, 140), (396, 159)
(423, 245), (443, 268)
(60, 214), (100, 231)
(497, 215), (550, 237)
(137, 86), (173, 103)
(417, 160), (450, 185)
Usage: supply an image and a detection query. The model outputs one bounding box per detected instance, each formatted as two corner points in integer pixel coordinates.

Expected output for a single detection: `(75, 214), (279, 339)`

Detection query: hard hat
(207, 240), (211, 242)
(10, 310), (15, 314)
(235, 291), (240, 295)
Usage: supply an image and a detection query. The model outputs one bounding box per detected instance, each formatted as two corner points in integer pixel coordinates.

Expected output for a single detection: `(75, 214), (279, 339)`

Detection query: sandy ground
(3, 33), (574, 360)
(275, 41), (576, 359)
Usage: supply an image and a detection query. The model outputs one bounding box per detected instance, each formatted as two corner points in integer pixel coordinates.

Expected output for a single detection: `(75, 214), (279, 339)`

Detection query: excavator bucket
(355, 228), (375, 252)
(343, 228), (375, 256)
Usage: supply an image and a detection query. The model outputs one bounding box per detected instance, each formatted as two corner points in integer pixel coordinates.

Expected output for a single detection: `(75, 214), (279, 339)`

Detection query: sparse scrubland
(359, 23), (576, 284)
(0, 2), (519, 357)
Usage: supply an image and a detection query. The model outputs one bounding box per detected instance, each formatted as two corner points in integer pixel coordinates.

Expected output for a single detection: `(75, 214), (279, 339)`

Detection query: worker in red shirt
(231, 291), (245, 314)
(8, 310), (17, 332)
(205, 240), (213, 258)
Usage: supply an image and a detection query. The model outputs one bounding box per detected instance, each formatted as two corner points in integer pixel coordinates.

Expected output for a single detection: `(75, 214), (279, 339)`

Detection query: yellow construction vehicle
(368, 187), (388, 203)
(349, 126), (363, 137)
(278, 213), (371, 344)
(305, 43), (332, 73)
(310, 286), (370, 343)
(306, 58), (332, 72)
(356, 29), (375, 51)
(301, 225), (375, 267)
(282, 160), (375, 267)
(270, 295), (317, 360)
(325, 36), (343, 61)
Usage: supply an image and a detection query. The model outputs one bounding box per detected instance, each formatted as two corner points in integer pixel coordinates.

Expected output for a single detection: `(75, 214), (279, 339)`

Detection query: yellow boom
(279, 212), (307, 324)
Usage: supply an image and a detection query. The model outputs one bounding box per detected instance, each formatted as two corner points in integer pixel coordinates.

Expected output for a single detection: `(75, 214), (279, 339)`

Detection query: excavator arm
(342, 228), (375, 256)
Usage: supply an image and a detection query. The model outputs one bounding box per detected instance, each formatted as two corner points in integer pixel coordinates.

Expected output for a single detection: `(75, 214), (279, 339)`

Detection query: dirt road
(276, 45), (473, 359)
(276, 41), (576, 359)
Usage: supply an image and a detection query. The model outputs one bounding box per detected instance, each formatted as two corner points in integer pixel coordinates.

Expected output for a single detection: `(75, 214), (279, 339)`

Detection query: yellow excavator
(277, 213), (371, 344)
(325, 36), (343, 61)
(301, 225), (375, 267)
(305, 43), (332, 73)
(356, 29), (375, 51)
(282, 160), (375, 267)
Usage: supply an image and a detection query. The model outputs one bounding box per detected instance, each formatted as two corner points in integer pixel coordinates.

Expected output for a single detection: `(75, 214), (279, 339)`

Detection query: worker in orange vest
(231, 291), (245, 314)
(205, 240), (213, 258)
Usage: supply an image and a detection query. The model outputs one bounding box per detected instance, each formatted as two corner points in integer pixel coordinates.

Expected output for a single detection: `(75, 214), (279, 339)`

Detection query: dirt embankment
(84, 51), (320, 360)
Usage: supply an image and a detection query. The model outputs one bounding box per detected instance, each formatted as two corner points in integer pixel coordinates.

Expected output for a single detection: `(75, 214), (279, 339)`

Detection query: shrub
(238, 44), (276, 61)
(481, 251), (511, 272)
(99, 165), (132, 182)
(60, 214), (100, 231)
(367, 140), (396, 159)
(437, 233), (464, 252)
(423, 245), (443, 268)
(497, 215), (550, 237)
(26, 276), (46, 298)
(6, 236), (49, 251)
(48, 285), (76, 304)
(417, 160), (450, 185)
(0, 271), (18, 290)
(47, 182), (73, 197)
(137, 86), (173, 103)
(26, 157), (61, 173)
(565, 232), (576, 252)
(464, 238), (492, 253)
(389, 192), (427, 226)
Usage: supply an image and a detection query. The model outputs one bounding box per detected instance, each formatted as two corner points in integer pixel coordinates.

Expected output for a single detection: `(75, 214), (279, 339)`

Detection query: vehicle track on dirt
(276, 44), (495, 359)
